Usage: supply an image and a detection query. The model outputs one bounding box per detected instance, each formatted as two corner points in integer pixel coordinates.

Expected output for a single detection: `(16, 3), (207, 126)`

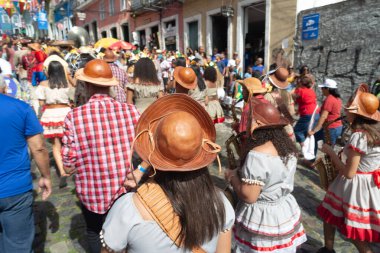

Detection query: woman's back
(101, 192), (235, 253)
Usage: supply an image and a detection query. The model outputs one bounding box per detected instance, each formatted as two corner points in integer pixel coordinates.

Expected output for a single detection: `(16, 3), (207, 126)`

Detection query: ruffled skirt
(317, 173), (380, 242)
(206, 100), (225, 124)
(234, 194), (307, 252)
(40, 107), (71, 138)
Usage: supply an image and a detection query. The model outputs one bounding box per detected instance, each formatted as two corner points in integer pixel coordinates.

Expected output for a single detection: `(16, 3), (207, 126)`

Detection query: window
(109, 0), (115, 16)
(99, 0), (105, 20)
(120, 0), (126, 10)
(2, 14), (10, 24)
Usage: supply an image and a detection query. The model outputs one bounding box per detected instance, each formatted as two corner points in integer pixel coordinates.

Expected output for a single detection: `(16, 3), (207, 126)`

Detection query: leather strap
(271, 93), (295, 124)
(136, 180), (206, 253)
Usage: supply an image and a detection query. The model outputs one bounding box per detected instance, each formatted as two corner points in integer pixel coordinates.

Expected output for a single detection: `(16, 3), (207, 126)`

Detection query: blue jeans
(0, 191), (34, 253)
(294, 114), (320, 143)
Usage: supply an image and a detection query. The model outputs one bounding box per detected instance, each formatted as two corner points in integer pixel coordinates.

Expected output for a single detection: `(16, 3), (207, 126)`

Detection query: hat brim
(75, 68), (118, 87)
(134, 94), (217, 171)
(27, 43), (40, 51)
(268, 76), (289, 90)
(103, 56), (117, 62)
(238, 78), (267, 94)
(173, 67), (197, 90)
(345, 84), (380, 122)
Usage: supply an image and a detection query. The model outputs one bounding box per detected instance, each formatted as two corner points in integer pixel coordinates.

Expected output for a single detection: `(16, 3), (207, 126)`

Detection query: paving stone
(49, 241), (69, 253)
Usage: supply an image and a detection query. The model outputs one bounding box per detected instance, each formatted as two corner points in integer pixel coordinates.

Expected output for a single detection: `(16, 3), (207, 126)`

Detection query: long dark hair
(203, 66), (217, 82)
(190, 65), (206, 91)
(351, 116), (380, 147)
(133, 58), (160, 85)
(154, 168), (225, 250)
(175, 57), (186, 67)
(242, 128), (298, 166)
(328, 88), (341, 98)
(47, 61), (68, 89)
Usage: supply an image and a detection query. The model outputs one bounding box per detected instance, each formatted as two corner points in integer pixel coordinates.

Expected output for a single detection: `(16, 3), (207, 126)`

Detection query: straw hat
(249, 97), (289, 134)
(345, 83), (380, 122)
(268, 67), (289, 89)
(134, 94), (220, 171)
(43, 55), (68, 69)
(27, 43), (41, 51)
(237, 77), (267, 94)
(75, 59), (118, 87)
(103, 49), (117, 62)
(173, 67), (197, 90)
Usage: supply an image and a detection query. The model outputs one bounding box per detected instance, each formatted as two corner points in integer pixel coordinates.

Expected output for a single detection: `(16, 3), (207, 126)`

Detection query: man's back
(0, 94), (43, 198)
(62, 94), (139, 213)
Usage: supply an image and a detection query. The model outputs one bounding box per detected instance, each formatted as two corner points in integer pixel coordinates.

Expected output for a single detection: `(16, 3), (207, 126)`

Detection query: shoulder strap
(272, 93), (295, 124)
(136, 180), (206, 253)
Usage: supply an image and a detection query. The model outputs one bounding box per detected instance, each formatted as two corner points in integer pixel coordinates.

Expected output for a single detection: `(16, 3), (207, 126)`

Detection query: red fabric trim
(213, 117), (225, 124)
(317, 205), (380, 242)
(348, 144), (365, 154)
(234, 228), (306, 251)
(44, 133), (63, 139)
(356, 170), (380, 189)
(326, 190), (380, 214)
(40, 121), (65, 127)
(235, 216), (302, 236)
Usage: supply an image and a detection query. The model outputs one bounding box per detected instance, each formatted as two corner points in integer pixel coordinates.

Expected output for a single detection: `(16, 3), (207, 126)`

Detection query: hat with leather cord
(237, 77), (267, 95)
(173, 67), (197, 90)
(345, 83), (380, 122)
(75, 59), (118, 87)
(249, 97), (289, 134)
(318, 78), (337, 89)
(268, 67), (290, 89)
(133, 94), (221, 172)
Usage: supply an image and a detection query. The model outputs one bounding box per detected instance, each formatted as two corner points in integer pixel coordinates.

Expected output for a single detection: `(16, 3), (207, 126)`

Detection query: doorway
(244, 1), (266, 68)
(211, 14), (228, 54)
(150, 25), (159, 49)
(188, 21), (198, 51)
(101, 31), (107, 38)
(91, 21), (98, 41)
(139, 30), (146, 49)
(110, 27), (117, 38)
(121, 23), (129, 42)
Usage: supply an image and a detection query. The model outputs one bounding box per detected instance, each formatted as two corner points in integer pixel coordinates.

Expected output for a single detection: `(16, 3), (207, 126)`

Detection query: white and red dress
(39, 86), (72, 139)
(234, 151), (307, 252)
(317, 131), (380, 242)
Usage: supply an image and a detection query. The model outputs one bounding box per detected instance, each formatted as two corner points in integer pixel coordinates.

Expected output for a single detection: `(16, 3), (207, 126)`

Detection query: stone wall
(294, 0), (380, 102)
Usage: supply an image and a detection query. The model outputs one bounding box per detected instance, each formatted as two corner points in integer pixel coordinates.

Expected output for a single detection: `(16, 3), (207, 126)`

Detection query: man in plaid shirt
(61, 59), (139, 253)
(103, 49), (128, 103)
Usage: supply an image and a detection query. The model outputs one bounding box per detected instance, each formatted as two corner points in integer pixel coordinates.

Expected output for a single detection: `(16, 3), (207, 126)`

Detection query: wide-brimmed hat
(318, 78), (337, 89)
(134, 94), (220, 172)
(27, 43), (41, 51)
(103, 49), (117, 62)
(237, 77), (267, 94)
(43, 55), (68, 69)
(50, 40), (75, 47)
(75, 59), (118, 87)
(345, 83), (380, 122)
(268, 67), (289, 89)
(249, 97), (289, 133)
(173, 66), (197, 90)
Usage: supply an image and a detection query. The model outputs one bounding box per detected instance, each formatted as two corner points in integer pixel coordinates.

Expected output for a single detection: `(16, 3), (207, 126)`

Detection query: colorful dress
(234, 151), (307, 252)
(126, 82), (163, 113)
(38, 86), (72, 139)
(317, 131), (380, 241)
(206, 87), (224, 124)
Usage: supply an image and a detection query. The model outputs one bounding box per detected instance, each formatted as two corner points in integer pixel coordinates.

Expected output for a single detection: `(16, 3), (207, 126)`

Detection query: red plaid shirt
(21, 52), (36, 83)
(61, 94), (139, 214)
(109, 63), (128, 103)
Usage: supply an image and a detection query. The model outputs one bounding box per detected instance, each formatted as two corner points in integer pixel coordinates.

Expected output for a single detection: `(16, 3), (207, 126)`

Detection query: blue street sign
(37, 11), (48, 30)
(302, 13), (320, 40)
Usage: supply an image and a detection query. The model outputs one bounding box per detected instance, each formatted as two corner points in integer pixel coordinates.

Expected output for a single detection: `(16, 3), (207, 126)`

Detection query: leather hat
(75, 59), (118, 86)
(103, 49), (117, 62)
(134, 94), (220, 171)
(237, 77), (267, 94)
(27, 43), (41, 51)
(249, 97), (289, 133)
(268, 67), (289, 89)
(173, 66), (197, 90)
(345, 83), (380, 122)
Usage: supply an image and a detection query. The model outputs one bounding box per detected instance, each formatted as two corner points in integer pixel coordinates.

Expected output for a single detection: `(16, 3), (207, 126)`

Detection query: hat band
(128, 112), (222, 182)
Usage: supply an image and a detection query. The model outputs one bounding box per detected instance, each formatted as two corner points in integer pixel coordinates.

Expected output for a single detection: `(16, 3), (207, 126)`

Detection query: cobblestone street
(31, 118), (379, 253)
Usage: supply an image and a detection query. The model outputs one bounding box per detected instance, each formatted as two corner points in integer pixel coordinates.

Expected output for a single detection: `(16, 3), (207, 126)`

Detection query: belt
(356, 169), (380, 189)
(45, 104), (70, 109)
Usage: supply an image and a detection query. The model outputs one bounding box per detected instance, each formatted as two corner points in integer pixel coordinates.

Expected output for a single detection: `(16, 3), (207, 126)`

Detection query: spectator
(0, 92), (51, 252)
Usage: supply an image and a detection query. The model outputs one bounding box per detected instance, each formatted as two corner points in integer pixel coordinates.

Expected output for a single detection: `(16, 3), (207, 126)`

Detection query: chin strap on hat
(202, 139), (222, 174)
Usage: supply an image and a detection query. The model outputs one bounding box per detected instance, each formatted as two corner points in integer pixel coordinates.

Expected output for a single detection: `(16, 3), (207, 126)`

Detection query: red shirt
(294, 87), (317, 116)
(61, 94), (140, 214)
(321, 94), (342, 128)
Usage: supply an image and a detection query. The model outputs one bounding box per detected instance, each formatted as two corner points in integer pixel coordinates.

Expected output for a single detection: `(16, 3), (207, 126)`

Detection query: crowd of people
(1, 34), (380, 253)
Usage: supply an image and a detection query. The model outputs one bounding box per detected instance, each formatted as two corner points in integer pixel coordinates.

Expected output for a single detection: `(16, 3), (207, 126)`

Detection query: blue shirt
(252, 65), (265, 75)
(0, 94), (43, 198)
